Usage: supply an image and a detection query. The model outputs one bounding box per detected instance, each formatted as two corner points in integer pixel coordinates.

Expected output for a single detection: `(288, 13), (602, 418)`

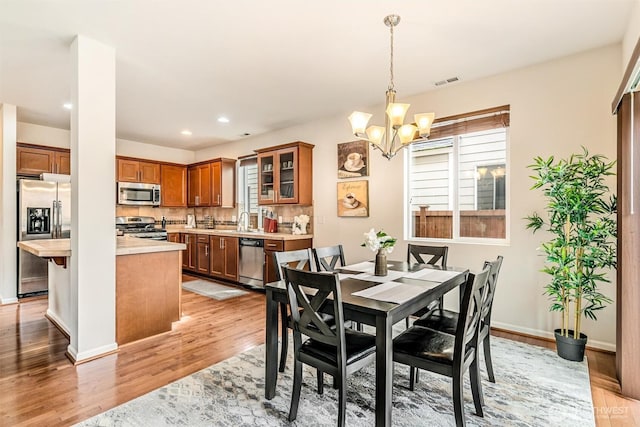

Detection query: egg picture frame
(337, 180), (369, 217)
(338, 140), (369, 178)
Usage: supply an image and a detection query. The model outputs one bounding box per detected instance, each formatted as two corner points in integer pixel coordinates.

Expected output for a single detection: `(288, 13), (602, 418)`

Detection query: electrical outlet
(231, 215), (236, 222)
(278, 216), (283, 223)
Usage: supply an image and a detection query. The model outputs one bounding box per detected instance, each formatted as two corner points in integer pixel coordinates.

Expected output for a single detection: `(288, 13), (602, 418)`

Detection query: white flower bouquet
(361, 228), (397, 253)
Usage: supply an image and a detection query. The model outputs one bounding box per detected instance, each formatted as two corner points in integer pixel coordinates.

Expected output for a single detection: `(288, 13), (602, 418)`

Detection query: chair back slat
(454, 267), (491, 358)
(479, 256), (504, 322)
(274, 249), (315, 281)
(283, 267), (345, 349)
(313, 245), (346, 272)
(407, 244), (448, 267)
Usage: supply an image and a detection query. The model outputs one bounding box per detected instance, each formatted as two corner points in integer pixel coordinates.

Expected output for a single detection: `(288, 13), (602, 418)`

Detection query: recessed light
(217, 116), (230, 123)
(63, 103), (73, 110)
(181, 130), (192, 136)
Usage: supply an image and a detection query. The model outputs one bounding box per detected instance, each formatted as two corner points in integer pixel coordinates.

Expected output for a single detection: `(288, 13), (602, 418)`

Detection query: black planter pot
(554, 329), (587, 361)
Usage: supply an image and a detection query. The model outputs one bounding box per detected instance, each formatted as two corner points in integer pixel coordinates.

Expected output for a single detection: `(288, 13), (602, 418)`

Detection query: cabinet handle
(266, 243), (277, 247)
(221, 239), (225, 249)
(195, 195), (200, 206)
(205, 245), (208, 256)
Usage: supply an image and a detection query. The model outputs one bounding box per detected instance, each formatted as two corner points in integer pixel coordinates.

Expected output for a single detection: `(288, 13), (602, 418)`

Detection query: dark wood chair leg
(338, 375), (347, 427)
(317, 370), (324, 394)
(470, 355), (484, 416)
(288, 359), (303, 422)
(453, 369), (466, 427)
(279, 302), (288, 372)
(409, 367), (416, 391)
(483, 334), (495, 383)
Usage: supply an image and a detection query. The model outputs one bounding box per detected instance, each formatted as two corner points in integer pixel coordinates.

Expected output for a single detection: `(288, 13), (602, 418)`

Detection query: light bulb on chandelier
(348, 15), (435, 160)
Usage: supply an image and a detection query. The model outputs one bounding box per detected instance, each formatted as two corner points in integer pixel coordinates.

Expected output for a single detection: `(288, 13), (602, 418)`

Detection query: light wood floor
(1, 276), (638, 426)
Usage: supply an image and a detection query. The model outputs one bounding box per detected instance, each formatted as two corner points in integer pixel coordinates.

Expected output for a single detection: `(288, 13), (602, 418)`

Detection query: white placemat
(403, 268), (462, 282)
(352, 281), (430, 304)
(341, 261), (375, 273)
(352, 270), (407, 282)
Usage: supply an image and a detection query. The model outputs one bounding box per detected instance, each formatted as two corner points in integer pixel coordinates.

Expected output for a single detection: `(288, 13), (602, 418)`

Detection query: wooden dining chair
(393, 267), (489, 427)
(283, 267), (376, 426)
(312, 245), (346, 272)
(414, 256), (504, 383)
(406, 244), (449, 327)
(313, 245), (361, 334)
(274, 249), (316, 373)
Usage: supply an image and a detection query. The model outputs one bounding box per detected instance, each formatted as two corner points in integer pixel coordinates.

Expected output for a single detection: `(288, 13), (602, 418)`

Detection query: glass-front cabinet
(256, 141), (314, 206)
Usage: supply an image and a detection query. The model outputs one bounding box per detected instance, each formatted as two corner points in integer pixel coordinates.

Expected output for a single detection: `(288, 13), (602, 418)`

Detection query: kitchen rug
(182, 279), (249, 301)
(76, 335), (594, 426)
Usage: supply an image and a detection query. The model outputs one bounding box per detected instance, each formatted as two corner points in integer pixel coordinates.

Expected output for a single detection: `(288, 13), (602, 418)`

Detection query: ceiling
(0, 0), (635, 151)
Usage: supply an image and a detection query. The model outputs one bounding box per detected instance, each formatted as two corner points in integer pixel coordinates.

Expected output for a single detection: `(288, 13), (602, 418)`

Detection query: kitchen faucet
(237, 211), (250, 232)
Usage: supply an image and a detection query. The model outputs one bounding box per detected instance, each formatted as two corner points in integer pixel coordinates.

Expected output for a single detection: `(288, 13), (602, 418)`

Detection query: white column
(0, 104), (18, 304)
(68, 35), (117, 362)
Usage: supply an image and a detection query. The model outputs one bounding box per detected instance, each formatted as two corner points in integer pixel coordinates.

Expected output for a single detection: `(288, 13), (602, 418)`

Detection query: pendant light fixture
(348, 15), (435, 160)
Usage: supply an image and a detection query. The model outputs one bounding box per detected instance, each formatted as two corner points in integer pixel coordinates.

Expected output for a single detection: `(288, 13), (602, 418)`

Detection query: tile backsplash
(116, 204), (314, 234)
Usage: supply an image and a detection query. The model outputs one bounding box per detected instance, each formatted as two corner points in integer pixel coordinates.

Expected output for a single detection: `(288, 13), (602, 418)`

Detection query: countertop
(166, 226), (313, 241)
(18, 236), (186, 258)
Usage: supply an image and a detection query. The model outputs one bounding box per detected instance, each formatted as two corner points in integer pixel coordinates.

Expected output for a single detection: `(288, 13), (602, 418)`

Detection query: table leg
(375, 315), (393, 427)
(265, 289), (278, 399)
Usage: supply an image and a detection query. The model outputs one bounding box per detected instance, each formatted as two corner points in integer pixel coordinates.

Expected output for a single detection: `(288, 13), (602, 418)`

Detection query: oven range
(116, 216), (167, 240)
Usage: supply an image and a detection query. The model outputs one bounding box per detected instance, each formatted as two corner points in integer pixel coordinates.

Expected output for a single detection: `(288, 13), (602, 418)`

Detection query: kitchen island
(17, 236), (187, 347)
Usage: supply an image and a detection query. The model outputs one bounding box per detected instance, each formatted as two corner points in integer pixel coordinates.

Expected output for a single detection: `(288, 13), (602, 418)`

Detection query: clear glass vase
(374, 248), (388, 276)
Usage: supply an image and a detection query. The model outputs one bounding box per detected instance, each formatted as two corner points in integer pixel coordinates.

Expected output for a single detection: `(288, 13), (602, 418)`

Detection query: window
(406, 106), (509, 242)
(238, 157), (259, 224)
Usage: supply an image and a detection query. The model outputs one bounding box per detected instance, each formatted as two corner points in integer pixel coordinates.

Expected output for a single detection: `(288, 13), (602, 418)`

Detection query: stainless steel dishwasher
(239, 238), (264, 288)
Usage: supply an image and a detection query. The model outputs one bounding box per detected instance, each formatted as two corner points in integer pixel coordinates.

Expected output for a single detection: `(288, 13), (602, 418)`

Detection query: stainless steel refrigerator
(17, 176), (71, 297)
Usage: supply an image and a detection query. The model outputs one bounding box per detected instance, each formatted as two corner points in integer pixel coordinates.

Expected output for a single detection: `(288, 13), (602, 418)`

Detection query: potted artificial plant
(525, 147), (616, 361)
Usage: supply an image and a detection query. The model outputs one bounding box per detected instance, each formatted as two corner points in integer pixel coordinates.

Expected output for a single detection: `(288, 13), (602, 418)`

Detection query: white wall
(115, 138), (195, 164)
(0, 104), (18, 304)
(622, 0), (640, 70)
(197, 44), (621, 350)
(17, 122), (69, 148)
(17, 122), (195, 164)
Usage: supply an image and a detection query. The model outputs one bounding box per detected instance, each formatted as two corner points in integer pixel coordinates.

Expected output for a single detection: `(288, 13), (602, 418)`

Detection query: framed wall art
(338, 140), (369, 178)
(337, 180), (369, 217)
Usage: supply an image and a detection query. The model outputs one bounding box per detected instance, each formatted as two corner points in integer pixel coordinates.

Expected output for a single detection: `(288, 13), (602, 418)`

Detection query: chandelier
(348, 15), (435, 160)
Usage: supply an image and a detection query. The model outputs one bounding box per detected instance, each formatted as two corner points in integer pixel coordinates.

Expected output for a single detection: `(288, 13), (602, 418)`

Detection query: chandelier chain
(388, 21), (395, 92)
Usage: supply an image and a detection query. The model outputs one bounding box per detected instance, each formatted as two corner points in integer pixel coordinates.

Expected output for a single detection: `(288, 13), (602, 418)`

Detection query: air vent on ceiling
(434, 76), (460, 87)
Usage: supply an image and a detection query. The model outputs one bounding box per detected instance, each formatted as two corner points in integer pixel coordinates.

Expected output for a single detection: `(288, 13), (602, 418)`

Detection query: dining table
(264, 259), (469, 427)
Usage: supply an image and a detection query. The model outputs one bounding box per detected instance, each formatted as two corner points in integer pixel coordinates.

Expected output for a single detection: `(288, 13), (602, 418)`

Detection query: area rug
(76, 335), (594, 426)
(182, 280), (249, 301)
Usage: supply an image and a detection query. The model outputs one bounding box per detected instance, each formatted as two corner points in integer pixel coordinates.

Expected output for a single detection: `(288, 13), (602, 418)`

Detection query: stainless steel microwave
(117, 182), (161, 206)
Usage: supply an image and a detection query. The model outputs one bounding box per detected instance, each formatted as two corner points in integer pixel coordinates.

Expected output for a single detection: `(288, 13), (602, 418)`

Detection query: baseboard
(45, 309), (71, 339)
(67, 342), (119, 365)
(491, 321), (616, 353)
(0, 296), (19, 305)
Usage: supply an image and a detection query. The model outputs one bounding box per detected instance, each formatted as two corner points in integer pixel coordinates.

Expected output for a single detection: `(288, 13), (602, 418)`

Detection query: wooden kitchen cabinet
(210, 235), (239, 281)
(188, 158), (236, 207)
(161, 164), (187, 207)
(195, 235), (210, 275)
(263, 238), (313, 283)
(187, 163), (211, 207)
(211, 158), (236, 207)
(117, 157), (161, 184)
(256, 141), (313, 205)
(17, 143), (71, 176)
(182, 233), (197, 271)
